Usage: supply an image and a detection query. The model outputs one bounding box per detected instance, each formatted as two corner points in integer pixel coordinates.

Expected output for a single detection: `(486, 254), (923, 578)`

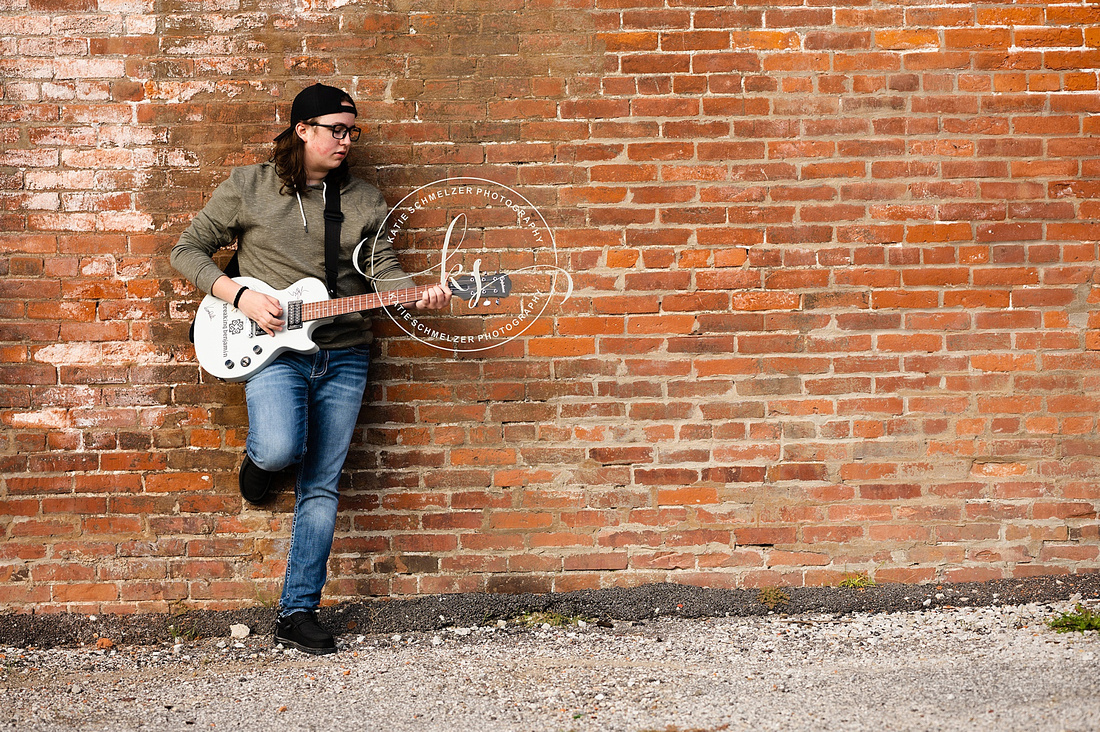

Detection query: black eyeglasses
(305, 122), (361, 141)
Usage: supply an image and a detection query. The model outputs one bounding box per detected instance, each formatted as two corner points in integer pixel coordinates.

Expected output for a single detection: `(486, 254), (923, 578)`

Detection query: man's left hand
(415, 282), (452, 310)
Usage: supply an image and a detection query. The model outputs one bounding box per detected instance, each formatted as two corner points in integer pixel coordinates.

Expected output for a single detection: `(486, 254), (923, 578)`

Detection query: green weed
(168, 622), (198, 641)
(1047, 604), (1100, 633)
(514, 611), (591, 627)
(252, 585), (278, 608)
(756, 586), (789, 610)
(839, 573), (876, 588)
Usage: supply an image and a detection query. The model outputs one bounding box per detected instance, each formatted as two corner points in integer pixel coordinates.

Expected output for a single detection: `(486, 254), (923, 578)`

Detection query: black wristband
(232, 286), (249, 308)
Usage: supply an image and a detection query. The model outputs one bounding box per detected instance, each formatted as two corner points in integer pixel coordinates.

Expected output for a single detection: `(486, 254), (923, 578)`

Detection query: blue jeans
(244, 346), (370, 617)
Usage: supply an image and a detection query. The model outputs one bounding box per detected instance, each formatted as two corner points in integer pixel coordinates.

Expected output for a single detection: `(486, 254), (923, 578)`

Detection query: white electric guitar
(191, 273), (512, 381)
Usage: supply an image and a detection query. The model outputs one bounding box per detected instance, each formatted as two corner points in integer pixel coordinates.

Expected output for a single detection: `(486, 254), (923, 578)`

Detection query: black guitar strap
(323, 171), (343, 298)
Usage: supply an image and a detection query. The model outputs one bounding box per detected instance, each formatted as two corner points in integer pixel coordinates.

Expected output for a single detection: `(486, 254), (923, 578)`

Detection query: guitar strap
(322, 171), (343, 298)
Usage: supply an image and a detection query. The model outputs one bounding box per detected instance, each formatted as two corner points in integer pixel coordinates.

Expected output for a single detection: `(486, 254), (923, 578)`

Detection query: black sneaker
(239, 454), (277, 505)
(274, 611), (337, 655)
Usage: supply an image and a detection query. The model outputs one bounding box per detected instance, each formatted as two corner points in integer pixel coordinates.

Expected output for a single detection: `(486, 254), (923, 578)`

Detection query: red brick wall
(2, 1), (1099, 613)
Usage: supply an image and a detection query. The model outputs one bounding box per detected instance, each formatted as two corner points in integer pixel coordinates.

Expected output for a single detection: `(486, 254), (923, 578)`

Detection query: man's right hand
(211, 276), (284, 336)
(236, 289), (284, 336)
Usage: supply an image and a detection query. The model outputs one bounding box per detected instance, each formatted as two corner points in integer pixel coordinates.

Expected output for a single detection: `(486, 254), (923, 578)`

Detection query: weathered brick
(0, 1), (1096, 613)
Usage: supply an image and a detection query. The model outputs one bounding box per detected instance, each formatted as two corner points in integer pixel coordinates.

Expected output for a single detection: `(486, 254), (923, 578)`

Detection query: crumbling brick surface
(1, 1), (1098, 613)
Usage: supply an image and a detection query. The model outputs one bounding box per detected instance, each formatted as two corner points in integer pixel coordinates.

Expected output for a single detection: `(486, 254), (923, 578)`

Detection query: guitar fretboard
(301, 285), (435, 322)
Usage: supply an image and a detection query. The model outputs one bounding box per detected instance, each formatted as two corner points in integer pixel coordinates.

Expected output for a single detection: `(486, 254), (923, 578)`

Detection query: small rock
(230, 624), (250, 639)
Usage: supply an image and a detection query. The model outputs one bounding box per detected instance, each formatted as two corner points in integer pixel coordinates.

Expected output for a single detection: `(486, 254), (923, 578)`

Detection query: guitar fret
(301, 286), (427, 323)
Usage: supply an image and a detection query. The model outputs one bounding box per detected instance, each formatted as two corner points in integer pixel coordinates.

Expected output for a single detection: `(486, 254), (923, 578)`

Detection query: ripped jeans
(244, 346), (370, 617)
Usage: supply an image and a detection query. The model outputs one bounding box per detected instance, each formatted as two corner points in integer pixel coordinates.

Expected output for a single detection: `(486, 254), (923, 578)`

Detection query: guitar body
(191, 277), (331, 382)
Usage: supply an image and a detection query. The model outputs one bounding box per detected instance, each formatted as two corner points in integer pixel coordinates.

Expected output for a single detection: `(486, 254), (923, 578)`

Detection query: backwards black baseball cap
(274, 83), (358, 141)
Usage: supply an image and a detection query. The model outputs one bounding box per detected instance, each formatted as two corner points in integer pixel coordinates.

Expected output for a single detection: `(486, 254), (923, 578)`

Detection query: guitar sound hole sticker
(359, 177), (573, 354)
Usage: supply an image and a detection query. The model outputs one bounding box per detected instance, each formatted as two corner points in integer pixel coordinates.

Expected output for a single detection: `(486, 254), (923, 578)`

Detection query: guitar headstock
(449, 272), (512, 301)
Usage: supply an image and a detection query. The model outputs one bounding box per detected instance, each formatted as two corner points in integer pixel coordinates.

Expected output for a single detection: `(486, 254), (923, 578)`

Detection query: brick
(52, 583), (119, 603)
(736, 528), (796, 547)
(655, 486), (717, 505)
(2, 2), (1099, 613)
(563, 553), (628, 571)
(589, 446), (654, 465)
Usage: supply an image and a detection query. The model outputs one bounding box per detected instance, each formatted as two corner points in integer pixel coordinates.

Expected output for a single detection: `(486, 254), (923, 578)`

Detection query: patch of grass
(252, 586), (278, 608)
(1047, 604), (1100, 633)
(756, 586), (789, 610)
(513, 611), (591, 628)
(839, 573), (876, 588)
(168, 621), (198, 642)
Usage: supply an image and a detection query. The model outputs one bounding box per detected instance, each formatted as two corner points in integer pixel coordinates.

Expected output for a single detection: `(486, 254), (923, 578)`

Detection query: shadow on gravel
(2, 574), (1098, 649)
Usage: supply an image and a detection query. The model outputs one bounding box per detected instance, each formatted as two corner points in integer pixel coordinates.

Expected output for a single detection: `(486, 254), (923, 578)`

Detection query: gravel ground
(4, 596), (1099, 732)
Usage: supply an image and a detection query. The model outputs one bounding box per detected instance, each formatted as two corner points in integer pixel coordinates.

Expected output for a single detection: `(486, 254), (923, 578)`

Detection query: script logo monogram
(358, 177), (572, 354)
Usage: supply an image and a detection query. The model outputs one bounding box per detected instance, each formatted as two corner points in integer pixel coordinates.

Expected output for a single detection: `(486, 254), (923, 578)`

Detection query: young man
(171, 84), (450, 654)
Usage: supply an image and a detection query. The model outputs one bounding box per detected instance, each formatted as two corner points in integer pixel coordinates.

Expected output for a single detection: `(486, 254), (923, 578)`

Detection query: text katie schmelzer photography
(358, 177), (573, 354)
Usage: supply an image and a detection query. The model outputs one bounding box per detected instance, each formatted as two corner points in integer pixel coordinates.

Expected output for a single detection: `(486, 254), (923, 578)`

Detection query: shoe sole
(274, 633), (338, 655)
(239, 456), (277, 505)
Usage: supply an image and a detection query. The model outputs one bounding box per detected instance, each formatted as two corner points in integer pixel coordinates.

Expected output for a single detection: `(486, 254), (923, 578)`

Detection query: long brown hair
(271, 121), (350, 196)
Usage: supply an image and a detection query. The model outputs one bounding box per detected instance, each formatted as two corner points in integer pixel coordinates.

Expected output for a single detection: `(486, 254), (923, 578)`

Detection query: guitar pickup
(248, 301), (302, 336)
(287, 300), (302, 330)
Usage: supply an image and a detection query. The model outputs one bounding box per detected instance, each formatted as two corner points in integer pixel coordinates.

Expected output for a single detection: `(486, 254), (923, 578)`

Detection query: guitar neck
(300, 285), (434, 322)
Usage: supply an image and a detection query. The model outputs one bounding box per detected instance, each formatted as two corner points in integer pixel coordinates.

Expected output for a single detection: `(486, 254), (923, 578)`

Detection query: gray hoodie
(170, 162), (415, 349)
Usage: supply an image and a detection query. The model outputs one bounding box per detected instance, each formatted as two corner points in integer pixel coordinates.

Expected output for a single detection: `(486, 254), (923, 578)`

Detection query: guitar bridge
(287, 300), (303, 330)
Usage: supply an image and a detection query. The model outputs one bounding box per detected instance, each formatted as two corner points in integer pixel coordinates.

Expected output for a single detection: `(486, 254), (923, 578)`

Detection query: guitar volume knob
(240, 357), (251, 367)
(253, 345), (263, 354)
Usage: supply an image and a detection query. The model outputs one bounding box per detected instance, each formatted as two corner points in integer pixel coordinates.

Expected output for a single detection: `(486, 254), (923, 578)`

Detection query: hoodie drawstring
(297, 181), (330, 233)
(296, 191), (308, 232)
